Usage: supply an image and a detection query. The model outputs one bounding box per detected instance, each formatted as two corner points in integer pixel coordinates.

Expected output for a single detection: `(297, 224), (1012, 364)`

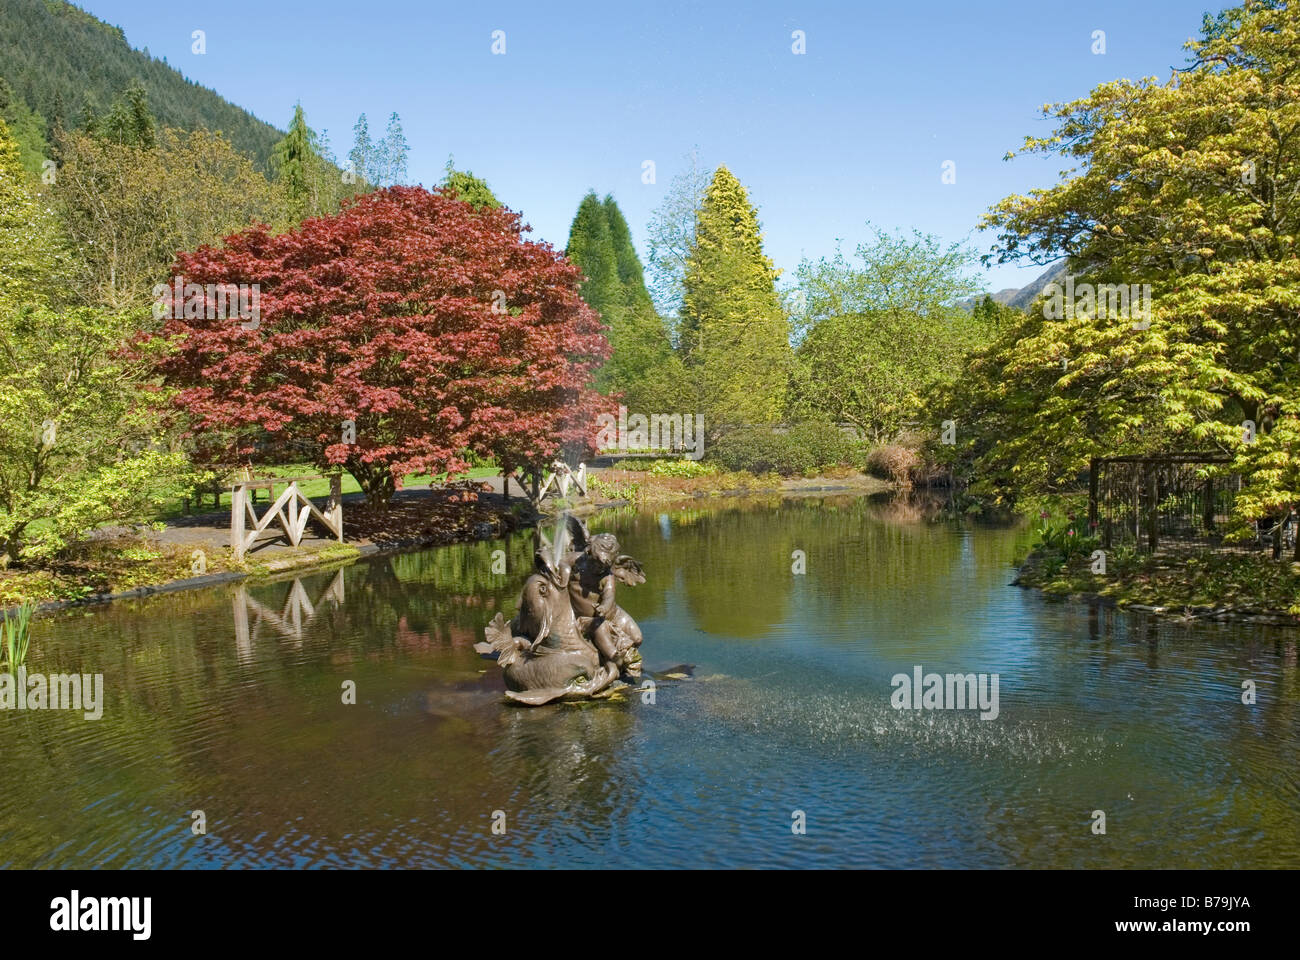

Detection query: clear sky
(85, 0), (1215, 295)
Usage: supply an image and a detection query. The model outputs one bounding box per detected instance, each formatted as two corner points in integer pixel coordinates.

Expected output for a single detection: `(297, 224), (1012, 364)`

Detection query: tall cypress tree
(566, 191), (683, 411)
(566, 192), (620, 324)
(602, 196), (654, 312)
(680, 165), (791, 425)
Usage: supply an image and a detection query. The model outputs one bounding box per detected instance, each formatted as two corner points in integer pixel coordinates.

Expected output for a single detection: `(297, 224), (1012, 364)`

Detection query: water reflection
(232, 569), (346, 659)
(1, 494), (1297, 868)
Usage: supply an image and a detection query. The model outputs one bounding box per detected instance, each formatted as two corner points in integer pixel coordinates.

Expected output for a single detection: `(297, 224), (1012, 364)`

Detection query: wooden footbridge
(230, 474), (344, 560)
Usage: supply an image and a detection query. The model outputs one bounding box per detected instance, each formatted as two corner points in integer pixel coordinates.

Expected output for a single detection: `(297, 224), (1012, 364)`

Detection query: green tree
(0, 301), (191, 566)
(790, 228), (985, 441)
(680, 165), (792, 427)
(957, 0), (1300, 516)
(971, 294), (1022, 334)
(271, 103), (344, 221)
(75, 92), (100, 135)
(566, 192), (620, 322)
(440, 157), (500, 210)
(99, 80), (156, 148)
(565, 192), (682, 412)
(601, 196), (683, 411)
(0, 78), (49, 178)
(0, 121), (190, 565)
(0, 117), (74, 311)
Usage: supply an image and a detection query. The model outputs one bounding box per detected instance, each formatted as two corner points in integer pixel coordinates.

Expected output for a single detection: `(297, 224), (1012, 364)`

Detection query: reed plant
(1, 601), (35, 668)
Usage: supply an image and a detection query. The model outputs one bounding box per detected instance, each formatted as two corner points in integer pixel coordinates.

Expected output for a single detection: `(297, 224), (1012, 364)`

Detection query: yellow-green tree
(952, 0), (1300, 524)
(0, 117), (75, 311)
(0, 118), (190, 566)
(681, 165), (791, 427)
(55, 127), (289, 311)
(791, 228), (985, 442)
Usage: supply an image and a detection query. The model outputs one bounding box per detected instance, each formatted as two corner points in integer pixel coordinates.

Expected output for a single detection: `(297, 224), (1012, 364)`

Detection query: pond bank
(1013, 546), (1300, 626)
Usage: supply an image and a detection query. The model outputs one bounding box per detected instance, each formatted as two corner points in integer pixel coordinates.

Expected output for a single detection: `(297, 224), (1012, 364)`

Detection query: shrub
(647, 459), (718, 478)
(610, 458), (717, 477)
(865, 444), (921, 484)
(709, 426), (810, 476)
(709, 422), (857, 477)
(785, 421), (860, 469)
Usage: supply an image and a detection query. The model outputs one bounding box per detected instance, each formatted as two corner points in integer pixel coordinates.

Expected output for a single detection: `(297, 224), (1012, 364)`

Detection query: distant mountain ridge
(963, 261), (1068, 313)
(0, 0), (283, 167)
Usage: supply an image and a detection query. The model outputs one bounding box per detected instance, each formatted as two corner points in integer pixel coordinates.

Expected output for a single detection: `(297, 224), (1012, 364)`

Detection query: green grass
(155, 463), (501, 519)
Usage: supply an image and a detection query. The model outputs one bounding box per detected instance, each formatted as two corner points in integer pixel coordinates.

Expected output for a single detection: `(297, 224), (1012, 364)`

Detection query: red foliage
(149, 186), (613, 504)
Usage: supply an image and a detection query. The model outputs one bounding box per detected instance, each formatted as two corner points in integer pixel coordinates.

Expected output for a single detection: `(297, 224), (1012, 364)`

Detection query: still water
(2, 495), (1297, 868)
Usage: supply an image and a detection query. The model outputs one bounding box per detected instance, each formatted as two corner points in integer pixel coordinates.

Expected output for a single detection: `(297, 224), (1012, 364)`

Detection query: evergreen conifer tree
(680, 165), (791, 425)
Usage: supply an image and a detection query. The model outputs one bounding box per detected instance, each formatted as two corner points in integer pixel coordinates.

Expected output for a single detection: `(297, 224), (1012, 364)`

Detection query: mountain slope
(0, 0), (282, 166)
(961, 261), (1068, 314)
(1003, 261), (1067, 312)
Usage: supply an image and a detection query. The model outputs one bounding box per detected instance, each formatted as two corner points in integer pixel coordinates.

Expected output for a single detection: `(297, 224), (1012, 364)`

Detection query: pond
(2, 494), (1297, 868)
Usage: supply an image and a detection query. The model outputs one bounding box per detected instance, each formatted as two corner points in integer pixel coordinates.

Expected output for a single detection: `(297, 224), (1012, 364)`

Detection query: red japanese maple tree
(151, 186), (612, 507)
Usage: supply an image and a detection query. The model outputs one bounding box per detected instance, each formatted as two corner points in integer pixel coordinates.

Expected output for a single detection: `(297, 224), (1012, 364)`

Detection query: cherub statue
(475, 513), (645, 704)
(563, 515), (645, 679)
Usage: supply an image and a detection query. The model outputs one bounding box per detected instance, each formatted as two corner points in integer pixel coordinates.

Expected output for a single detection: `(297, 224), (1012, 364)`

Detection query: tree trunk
(347, 460), (396, 510)
(1145, 467), (1159, 553)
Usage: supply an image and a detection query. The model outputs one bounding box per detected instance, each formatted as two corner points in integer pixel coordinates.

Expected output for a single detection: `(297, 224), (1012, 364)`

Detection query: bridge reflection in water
(232, 569), (346, 658)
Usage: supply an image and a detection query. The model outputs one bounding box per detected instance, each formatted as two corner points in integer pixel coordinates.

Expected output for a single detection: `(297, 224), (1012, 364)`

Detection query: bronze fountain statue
(475, 514), (645, 705)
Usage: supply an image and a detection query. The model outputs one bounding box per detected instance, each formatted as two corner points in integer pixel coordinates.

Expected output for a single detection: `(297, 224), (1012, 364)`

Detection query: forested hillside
(0, 0), (282, 167)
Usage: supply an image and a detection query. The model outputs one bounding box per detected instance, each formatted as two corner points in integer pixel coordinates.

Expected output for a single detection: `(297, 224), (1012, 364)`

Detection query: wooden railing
(231, 474), (344, 560)
(500, 460), (588, 507)
(536, 460), (586, 503)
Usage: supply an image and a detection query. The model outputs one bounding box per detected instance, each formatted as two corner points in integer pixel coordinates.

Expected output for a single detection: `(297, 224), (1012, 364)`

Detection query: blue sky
(87, 0), (1216, 294)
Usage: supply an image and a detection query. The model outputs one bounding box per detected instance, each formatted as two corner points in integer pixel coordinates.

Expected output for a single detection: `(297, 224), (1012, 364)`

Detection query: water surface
(2, 495), (1297, 868)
